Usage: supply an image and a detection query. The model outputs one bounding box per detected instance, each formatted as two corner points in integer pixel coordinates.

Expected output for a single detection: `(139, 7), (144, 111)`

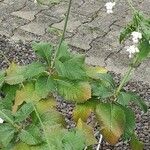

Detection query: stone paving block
(0, 15), (28, 35)
(67, 25), (106, 50)
(11, 10), (38, 21)
(20, 22), (47, 36)
(35, 13), (61, 26)
(73, 0), (103, 17)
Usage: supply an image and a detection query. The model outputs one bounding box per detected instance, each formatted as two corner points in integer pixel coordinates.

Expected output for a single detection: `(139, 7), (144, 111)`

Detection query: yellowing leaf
(95, 103), (126, 145)
(72, 99), (98, 122)
(5, 62), (26, 85)
(86, 66), (107, 79)
(57, 80), (91, 103)
(36, 97), (57, 114)
(77, 119), (97, 146)
(12, 83), (41, 113)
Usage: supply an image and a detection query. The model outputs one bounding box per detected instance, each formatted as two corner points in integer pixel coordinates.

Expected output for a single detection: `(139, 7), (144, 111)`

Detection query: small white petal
(34, 0), (37, 3)
(131, 32), (142, 40)
(126, 45), (139, 58)
(105, 2), (115, 14)
(107, 9), (113, 14)
(0, 118), (4, 124)
(132, 37), (139, 44)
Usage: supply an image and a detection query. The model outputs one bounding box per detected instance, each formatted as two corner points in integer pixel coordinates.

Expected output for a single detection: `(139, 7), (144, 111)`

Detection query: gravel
(0, 35), (149, 150)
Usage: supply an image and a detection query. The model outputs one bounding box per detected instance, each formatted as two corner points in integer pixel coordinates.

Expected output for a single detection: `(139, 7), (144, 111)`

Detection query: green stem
(114, 55), (138, 100)
(127, 0), (136, 12)
(51, 0), (72, 68)
(32, 104), (51, 150)
(0, 110), (20, 129)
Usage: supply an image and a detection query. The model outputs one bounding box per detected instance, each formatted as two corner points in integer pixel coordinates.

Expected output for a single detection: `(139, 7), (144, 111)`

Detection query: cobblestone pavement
(0, 0), (150, 84)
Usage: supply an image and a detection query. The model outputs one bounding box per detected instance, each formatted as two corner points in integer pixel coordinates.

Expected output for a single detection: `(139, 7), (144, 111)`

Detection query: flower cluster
(105, 2), (116, 14)
(0, 117), (4, 124)
(126, 32), (142, 58)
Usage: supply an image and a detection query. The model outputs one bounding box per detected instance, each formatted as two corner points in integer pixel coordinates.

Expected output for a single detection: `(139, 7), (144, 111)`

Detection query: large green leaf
(72, 99), (98, 122)
(1, 84), (19, 109)
(0, 123), (15, 147)
(130, 134), (144, 150)
(35, 76), (56, 99)
(55, 56), (87, 80)
(36, 97), (57, 114)
(14, 103), (34, 123)
(12, 83), (41, 113)
(5, 63), (26, 85)
(95, 102), (126, 145)
(122, 107), (136, 140)
(56, 79), (91, 103)
(137, 39), (150, 62)
(118, 92), (148, 113)
(5, 62), (46, 85)
(19, 125), (43, 145)
(32, 42), (52, 65)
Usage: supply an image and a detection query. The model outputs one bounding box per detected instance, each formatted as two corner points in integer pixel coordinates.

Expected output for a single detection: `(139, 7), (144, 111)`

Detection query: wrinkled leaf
(12, 83), (41, 113)
(35, 76), (56, 99)
(56, 79), (91, 103)
(36, 97), (57, 114)
(19, 125), (42, 145)
(15, 103), (34, 123)
(32, 42), (52, 65)
(95, 103), (126, 145)
(0, 123), (15, 147)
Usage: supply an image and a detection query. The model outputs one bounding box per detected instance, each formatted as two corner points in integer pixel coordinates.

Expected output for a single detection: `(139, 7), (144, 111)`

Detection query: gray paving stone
(67, 25), (105, 50)
(11, 10), (38, 21)
(20, 22), (47, 35)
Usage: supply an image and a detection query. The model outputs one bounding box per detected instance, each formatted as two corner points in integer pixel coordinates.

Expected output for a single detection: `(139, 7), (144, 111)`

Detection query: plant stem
(51, 0), (72, 68)
(0, 110), (20, 129)
(127, 0), (136, 12)
(114, 55), (138, 100)
(32, 104), (52, 150)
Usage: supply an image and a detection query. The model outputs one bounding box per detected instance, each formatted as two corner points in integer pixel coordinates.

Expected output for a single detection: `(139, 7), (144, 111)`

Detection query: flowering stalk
(51, 0), (72, 68)
(114, 55), (138, 100)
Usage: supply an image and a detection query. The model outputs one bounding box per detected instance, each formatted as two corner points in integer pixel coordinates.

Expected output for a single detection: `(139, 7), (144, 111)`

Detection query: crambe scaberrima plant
(0, 0), (149, 149)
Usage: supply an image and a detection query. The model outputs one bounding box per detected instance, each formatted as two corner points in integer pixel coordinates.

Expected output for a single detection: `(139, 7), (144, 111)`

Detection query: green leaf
(12, 142), (31, 150)
(72, 99), (98, 122)
(55, 56), (87, 80)
(19, 125), (43, 145)
(122, 107), (136, 140)
(62, 129), (86, 150)
(32, 42), (52, 65)
(95, 102), (126, 145)
(36, 97), (57, 114)
(56, 79), (91, 103)
(77, 119), (97, 146)
(0, 109), (14, 123)
(86, 66), (107, 79)
(118, 92), (133, 106)
(0, 70), (5, 89)
(1, 84), (19, 109)
(40, 110), (65, 127)
(130, 134), (144, 150)
(15, 103), (34, 123)
(12, 83), (41, 113)
(0, 123), (15, 147)
(24, 62), (46, 79)
(137, 39), (150, 62)
(35, 76), (56, 99)
(5, 62), (26, 85)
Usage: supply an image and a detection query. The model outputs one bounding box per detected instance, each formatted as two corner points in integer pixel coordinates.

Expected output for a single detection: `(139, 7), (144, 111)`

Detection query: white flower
(105, 2), (116, 14)
(34, 0), (37, 3)
(131, 32), (142, 43)
(0, 118), (4, 124)
(126, 45), (139, 58)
